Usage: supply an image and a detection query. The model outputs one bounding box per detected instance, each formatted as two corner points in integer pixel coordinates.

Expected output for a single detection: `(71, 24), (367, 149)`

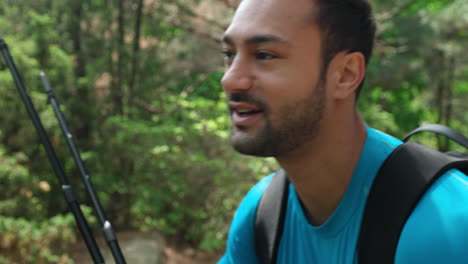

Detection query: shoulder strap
(403, 124), (468, 148)
(255, 169), (289, 264)
(358, 142), (468, 264)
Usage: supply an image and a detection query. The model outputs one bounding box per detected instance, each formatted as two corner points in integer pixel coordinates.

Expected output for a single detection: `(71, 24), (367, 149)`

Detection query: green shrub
(0, 214), (77, 264)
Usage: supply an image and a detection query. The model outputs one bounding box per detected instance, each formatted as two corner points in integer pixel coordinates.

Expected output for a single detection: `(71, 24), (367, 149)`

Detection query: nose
(221, 56), (254, 93)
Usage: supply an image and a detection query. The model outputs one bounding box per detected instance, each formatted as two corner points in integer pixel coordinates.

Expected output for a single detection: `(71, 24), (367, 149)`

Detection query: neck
(276, 110), (367, 226)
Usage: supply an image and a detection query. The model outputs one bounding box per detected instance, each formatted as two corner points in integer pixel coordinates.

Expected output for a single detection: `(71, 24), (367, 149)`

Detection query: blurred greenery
(0, 0), (466, 263)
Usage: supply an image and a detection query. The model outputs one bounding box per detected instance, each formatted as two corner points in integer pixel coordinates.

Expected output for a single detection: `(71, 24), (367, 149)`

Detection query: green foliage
(362, 0), (468, 138)
(0, 0), (466, 261)
(0, 145), (45, 219)
(0, 133), (94, 263)
(0, 215), (77, 264)
(92, 87), (275, 250)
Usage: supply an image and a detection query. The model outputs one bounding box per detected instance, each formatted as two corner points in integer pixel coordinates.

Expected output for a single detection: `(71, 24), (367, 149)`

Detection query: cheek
(256, 71), (293, 108)
(253, 50), (323, 107)
(262, 67), (319, 102)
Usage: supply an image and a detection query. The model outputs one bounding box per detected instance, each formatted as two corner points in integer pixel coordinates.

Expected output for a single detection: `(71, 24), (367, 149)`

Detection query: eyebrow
(222, 34), (290, 47)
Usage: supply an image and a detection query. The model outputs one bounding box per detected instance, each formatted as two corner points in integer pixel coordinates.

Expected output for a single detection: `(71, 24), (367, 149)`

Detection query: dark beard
(229, 80), (326, 157)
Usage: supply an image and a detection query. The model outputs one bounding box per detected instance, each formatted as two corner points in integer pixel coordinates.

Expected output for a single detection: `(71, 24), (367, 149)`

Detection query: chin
(230, 133), (275, 157)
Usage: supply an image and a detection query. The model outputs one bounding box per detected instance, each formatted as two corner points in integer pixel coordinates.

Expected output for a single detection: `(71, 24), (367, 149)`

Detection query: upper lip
(228, 102), (262, 113)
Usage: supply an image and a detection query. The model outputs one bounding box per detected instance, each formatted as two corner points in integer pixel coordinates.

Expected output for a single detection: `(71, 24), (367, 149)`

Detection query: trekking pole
(0, 36), (105, 264)
(40, 72), (127, 264)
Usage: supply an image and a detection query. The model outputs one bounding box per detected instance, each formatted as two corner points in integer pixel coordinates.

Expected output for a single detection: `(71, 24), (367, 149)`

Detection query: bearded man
(218, 0), (468, 263)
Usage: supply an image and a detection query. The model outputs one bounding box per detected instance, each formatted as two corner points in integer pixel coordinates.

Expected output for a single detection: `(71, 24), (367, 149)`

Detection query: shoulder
(396, 169), (468, 264)
(218, 173), (275, 264)
(363, 126), (402, 163)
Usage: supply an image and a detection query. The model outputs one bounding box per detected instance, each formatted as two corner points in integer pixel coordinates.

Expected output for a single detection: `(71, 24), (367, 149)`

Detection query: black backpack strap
(255, 169), (289, 264)
(403, 124), (468, 148)
(358, 142), (468, 264)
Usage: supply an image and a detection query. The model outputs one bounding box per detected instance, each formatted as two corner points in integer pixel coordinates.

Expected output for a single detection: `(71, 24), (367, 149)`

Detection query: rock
(102, 231), (166, 264)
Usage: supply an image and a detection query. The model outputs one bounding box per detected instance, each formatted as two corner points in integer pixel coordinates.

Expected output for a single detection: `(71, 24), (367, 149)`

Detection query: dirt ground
(68, 230), (221, 264)
(163, 245), (220, 264)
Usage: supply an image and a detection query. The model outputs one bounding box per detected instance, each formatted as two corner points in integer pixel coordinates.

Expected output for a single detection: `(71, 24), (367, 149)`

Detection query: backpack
(254, 124), (468, 264)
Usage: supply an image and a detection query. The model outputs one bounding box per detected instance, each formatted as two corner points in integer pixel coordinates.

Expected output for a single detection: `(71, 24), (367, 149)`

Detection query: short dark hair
(313, 0), (376, 98)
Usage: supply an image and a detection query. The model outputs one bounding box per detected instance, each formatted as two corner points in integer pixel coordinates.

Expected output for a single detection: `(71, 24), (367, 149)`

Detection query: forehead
(224, 0), (318, 44)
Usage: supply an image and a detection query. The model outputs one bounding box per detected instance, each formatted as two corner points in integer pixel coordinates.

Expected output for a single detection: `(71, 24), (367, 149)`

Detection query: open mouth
(229, 103), (264, 127)
(236, 109), (263, 116)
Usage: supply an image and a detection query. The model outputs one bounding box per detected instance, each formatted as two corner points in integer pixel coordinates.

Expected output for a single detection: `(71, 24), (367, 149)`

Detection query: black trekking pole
(0, 36), (105, 264)
(40, 72), (127, 264)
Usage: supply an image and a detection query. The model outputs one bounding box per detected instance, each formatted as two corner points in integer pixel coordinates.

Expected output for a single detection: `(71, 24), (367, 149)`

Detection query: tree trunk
(128, 0), (144, 113)
(433, 51), (456, 152)
(441, 57), (456, 151)
(431, 49), (447, 151)
(114, 0), (126, 115)
(70, 0), (92, 143)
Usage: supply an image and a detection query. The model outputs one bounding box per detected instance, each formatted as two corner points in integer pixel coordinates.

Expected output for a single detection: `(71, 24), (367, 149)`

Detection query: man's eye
(221, 51), (235, 61)
(256, 51), (276, 60)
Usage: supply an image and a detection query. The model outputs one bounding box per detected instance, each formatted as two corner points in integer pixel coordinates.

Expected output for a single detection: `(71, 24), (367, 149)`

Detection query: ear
(329, 52), (366, 100)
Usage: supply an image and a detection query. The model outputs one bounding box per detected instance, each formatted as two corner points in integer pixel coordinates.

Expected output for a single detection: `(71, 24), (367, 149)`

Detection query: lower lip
(232, 111), (263, 127)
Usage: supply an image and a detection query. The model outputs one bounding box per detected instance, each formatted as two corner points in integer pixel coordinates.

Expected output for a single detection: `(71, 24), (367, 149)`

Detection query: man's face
(221, 0), (327, 157)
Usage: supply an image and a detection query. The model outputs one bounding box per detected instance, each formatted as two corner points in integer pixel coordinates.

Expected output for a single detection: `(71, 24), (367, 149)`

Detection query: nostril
(238, 77), (253, 90)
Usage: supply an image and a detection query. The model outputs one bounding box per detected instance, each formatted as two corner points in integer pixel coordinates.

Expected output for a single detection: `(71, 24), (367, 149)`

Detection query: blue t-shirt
(219, 126), (468, 263)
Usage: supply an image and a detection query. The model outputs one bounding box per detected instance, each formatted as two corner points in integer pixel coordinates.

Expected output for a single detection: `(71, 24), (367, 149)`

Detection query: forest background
(0, 0), (467, 263)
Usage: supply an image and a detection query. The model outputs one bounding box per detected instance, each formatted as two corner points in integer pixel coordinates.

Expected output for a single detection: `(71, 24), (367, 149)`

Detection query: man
(218, 0), (468, 263)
